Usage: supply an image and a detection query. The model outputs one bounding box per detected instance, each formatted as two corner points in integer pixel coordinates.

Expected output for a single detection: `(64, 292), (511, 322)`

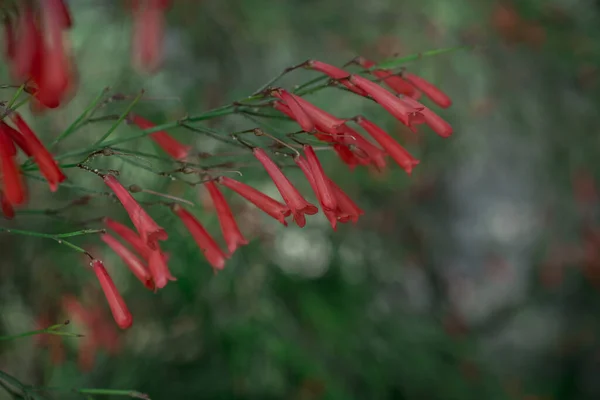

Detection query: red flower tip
(217, 176), (291, 226)
(9, 113), (66, 191)
(205, 181), (249, 254)
(402, 97), (453, 138)
(306, 60), (368, 96)
(172, 204), (229, 270)
(103, 175), (168, 246)
(355, 56), (421, 99)
(355, 116), (420, 175)
(403, 73), (452, 109)
(91, 260), (133, 330)
(0, 191), (15, 220)
(129, 114), (191, 160)
(253, 148), (318, 228)
(101, 233), (155, 291)
(329, 180), (364, 224)
(148, 246), (176, 290)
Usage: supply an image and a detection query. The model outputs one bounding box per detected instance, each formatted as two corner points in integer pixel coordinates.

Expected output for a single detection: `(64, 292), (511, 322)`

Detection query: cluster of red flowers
(1, 4), (454, 331)
(1, 0), (170, 112)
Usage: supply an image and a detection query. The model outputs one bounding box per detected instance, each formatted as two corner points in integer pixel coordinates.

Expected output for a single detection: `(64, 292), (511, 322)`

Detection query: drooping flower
(217, 176), (291, 226)
(294, 149), (339, 229)
(0, 124), (26, 205)
(2, 121), (32, 156)
(338, 125), (387, 170)
(401, 96), (453, 137)
(328, 179), (364, 223)
(131, 0), (170, 74)
(349, 74), (426, 131)
(103, 175), (168, 246)
(403, 73), (452, 109)
(172, 204), (228, 270)
(253, 148), (318, 227)
(301, 145), (337, 211)
(91, 259), (133, 330)
(354, 56), (421, 99)
(205, 181), (248, 254)
(101, 233), (154, 290)
(129, 114), (191, 160)
(271, 88), (315, 132)
(104, 217), (152, 259)
(147, 245), (176, 289)
(355, 116), (420, 174)
(10, 113), (66, 191)
(306, 60), (368, 96)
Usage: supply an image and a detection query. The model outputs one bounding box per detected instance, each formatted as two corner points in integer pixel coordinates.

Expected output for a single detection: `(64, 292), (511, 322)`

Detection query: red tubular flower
(403, 73), (452, 109)
(172, 204), (229, 270)
(275, 94), (346, 135)
(338, 125), (387, 170)
(101, 233), (154, 291)
(104, 217), (151, 259)
(10, 113), (66, 191)
(333, 143), (364, 170)
(294, 155), (336, 229)
(205, 181), (248, 254)
(355, 56), (421, 99)
(302, 145), (337, 211)
(0, 191), (15, 219)
(349, 75), (427, 132)
(44, 0), (73, 29)
(306, 60), (368, 96)
(148, 246), (176, 289)
(10, 7), (42, 81)
(91, 260), (133, 330)
(2, 121), (32, 157)
(217, 176), (291, 226)
(355, 116), (420, 175)
(328, 180), (364, 223)
(35, 0), (73, 109)
(0, 124), (26, 205)
(129, 114), (191, 160)
(131, 0), (168, 73)
(103, 175), (168, 246)
(271, 89), (314, 132)
(253, 148), (318, 228)
(402, 97), (453, 138)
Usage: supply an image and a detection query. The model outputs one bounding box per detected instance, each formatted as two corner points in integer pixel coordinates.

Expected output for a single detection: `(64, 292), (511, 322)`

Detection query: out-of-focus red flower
(129, 114), (191, 160)
(131, 0), (171, 73)
(0, 124), (27, 205)
(9, 113), (66, 191)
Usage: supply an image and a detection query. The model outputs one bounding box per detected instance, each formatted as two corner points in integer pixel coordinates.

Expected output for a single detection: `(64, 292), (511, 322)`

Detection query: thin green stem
(6, 83), (25, 109)
(93, 90), (144, 146)
(0, 227), (99, 257)
(50, 88), (110, 149)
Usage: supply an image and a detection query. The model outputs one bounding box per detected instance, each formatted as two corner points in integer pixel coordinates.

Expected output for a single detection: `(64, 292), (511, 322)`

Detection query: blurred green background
(2, 0), (600, 399)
